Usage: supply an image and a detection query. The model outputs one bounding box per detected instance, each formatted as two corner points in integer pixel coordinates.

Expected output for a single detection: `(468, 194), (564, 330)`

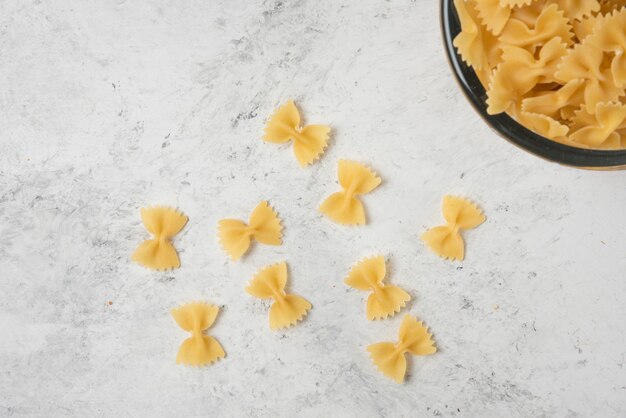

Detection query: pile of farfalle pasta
(131, 101), (486, 384)
(453, 0), (626, 149)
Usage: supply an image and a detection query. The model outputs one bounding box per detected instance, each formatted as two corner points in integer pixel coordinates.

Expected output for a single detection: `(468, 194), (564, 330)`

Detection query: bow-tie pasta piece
(473, 0), (512, 35)
(453, 0), (504, 87)
(569, 102), (626, 148)
(514, 107), (570, 140)
(345, 256), (411, 320)
(263, 100), (331, 167)
(590, 9), (626, 88)
(422, 196), (486, 261)
(218, 201), (283, 261)
(487, 38), (568, 114)
(556, 42), (623, 113)
(132, 207), (188, 270)
(555, 0), (600, 21)
(499, 4), (573, 50)
(572, 13), (604, 42)
(367, 314), (437, 383)
(508, 0), (544, 27)
(521, 79), (586, 118)
(246, 262), (312, 330)
(171, 302), (225, 366)
(319, 160), (381, 226)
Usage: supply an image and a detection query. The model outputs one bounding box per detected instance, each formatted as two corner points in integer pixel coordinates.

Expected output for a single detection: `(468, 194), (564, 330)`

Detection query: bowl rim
(440, 0), (626, 169)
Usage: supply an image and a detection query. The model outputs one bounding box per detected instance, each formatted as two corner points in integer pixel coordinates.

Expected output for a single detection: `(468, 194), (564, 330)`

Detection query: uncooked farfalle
(421, 196), (485, 261)
(246, 262), (311, 330)
(132, 207), (188, 270)
(263, 100), (331, 167)
(218, 201), (283, 261)
(344, 256), (410, 320)
(171, 302), (225, 367)
(367, 314), (436, 383)
(319, 160), (381, 225)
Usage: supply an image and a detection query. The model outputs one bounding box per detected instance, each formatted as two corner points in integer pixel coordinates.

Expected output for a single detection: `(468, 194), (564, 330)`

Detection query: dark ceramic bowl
(440, 0), (626, 169)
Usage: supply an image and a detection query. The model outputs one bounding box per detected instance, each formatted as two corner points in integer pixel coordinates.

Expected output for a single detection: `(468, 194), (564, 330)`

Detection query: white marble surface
(2, 0), (626, 416)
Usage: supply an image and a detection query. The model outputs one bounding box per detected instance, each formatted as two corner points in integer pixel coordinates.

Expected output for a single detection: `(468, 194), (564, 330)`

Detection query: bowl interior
(440, 0), (626, 168)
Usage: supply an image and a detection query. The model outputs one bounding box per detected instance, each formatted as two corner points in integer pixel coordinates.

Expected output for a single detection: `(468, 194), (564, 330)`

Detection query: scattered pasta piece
(171, 302), (225, 366)
(218, 201), (282, 261)
(263, 100), (331, 167)
(422, 196), (485, 261)
(132, 207), (188, 270)
(367, 314), (436, 384)
(344, 256), (410, 320)
(246, 262), (311, 330)
(319, 160), (381, 225)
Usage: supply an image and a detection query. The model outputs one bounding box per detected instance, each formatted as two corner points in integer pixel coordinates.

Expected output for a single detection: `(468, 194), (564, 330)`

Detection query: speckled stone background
(2, 0), (626, 417)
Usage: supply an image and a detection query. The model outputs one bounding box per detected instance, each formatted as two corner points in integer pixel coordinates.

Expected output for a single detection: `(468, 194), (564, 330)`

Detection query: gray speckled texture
(2, 0), (626, 416)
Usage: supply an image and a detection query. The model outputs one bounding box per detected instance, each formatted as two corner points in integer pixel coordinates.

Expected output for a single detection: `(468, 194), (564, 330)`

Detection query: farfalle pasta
(319, 160), (381, 225)
(422, 196), (485, 261)
(171, 302), (225, 366)
(590, 9), (626, 87)
(344, 256), (411, 320)
(132, 207), (188, 270)
(218, 201), (282, 261)
(487, 37), (568, 113)
(453, 0), (626, 149)
(367, 314), (437, 383)
(569, 102), (626, 147)
(246, 262), (311, 330)
(263, 100), (331, 167)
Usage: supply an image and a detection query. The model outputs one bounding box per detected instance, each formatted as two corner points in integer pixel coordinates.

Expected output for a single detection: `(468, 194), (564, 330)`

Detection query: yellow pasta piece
(171, 302), (225, 367)
(556, 42), (623, 112)
(246, 262), (311, 330)
(132, 207), (188, 270)
(554, 0), (601, 21)
(517, 108), (571, 139)
(319, 160), (381, 226)
(454, 0), (503, 71)
(569, 102), (626, 147)
(572, 13), (604, 41)
(474, 0), (512, 35)
(263, 100), (331, 167)
(509, 0), (545, 27)
(218, 201), (282, 261)
(521, 78), (586, 117)
(344, 256), (411, 321)
(487, 38), (568, 114)
(499, 4), (573, 50)
(422, 196), (486, 261)
(590, 8), (626, 87)
(367, 314), (436, 384)
(500, 0), (536, 7)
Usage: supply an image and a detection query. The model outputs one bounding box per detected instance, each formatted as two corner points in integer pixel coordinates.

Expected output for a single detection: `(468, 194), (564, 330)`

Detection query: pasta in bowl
(440, 0), (626, 168)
